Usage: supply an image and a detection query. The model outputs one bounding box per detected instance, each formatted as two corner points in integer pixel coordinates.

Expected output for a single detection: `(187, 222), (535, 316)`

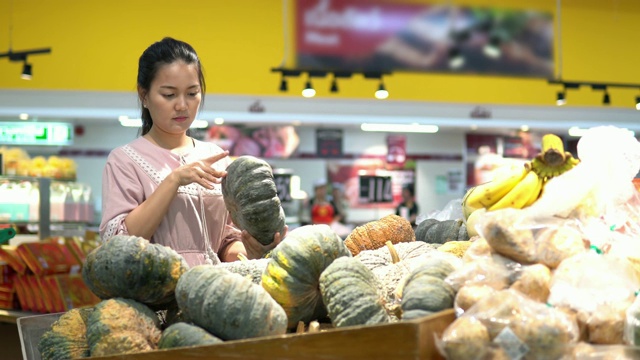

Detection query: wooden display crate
(93, 309), (455, 360)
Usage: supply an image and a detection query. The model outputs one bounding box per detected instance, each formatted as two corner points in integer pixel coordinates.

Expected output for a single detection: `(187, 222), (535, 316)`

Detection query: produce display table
(89, 310), (455, 360)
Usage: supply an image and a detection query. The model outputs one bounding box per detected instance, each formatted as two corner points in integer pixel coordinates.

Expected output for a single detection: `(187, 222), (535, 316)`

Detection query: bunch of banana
(462, 133), (580, 220)
(462, 163), (543, 219)
(530, 133), (580, 179)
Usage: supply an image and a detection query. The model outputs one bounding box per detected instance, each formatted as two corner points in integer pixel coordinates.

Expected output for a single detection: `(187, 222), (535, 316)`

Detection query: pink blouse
(99, 136), (241, 267)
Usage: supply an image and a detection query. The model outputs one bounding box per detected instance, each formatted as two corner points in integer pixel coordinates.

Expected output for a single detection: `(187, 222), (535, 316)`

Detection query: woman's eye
(163, 94), (175, 98)
(189, 92), (199, 97)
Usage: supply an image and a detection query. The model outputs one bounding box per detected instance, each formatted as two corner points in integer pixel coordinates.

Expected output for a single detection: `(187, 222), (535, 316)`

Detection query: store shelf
(0, 309), (38, 324)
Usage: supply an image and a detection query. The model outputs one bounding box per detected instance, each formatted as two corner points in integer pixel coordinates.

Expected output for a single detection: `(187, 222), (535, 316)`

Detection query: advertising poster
(316, 129), (343, 158)
(205, 125), (300, 159)
(296, 0), (554, 77)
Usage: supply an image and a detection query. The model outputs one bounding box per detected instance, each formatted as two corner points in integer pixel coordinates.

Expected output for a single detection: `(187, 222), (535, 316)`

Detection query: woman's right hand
(170, 151), (229, 189)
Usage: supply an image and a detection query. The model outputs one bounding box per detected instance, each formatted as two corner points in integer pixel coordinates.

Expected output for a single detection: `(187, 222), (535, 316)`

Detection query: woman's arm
(124, 173), (180, 240)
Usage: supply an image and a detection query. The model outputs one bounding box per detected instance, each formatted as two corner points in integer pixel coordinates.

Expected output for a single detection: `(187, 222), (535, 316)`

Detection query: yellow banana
(462, 165), (528, 218)
(488, 169), (540, 211)
(523, 173), (543, 208)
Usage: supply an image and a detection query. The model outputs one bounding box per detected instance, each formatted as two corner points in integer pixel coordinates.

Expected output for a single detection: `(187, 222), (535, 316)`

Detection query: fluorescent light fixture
(361, 123), (439, 133)
(569, 126), (635, 137)
(118, 117), (207, 128)
(119, 117), (142, 127)
(19, 113), (28, 120)
(191, 120), (208, 128)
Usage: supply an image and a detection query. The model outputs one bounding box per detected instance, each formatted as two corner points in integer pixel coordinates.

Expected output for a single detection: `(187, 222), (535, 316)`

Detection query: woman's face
(141, 60), (202, 135)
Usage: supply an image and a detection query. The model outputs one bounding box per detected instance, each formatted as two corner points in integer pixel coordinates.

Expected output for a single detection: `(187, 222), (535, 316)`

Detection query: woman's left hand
(241, 226), (288, 260)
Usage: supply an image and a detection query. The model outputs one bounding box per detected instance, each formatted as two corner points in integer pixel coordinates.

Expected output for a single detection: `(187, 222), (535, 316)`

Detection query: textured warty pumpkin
(319, 257), (391, 328)
(158, 322), (223, 349)
(261, 224), (352, 328)
(221, 155), (286, 245)
(81, 235), (189, 308)
(400, 258), (457, 320)
(86, 298), (161, 357)
(176, 265), (287, 340)
(38, 307), (93, 360)
(344, 214), (416, 256)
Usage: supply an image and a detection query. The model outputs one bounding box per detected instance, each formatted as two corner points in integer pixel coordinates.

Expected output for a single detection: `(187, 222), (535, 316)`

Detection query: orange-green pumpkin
(221, 155), (286, 245)
(344, 214), (415, 256)
(158, 322), (223, 349)
(38, 307), (94, 360)
(262, 224), (352, 328)
(319, 257), (390, 328)
(175, 265), (287, 340)
(81, 235), (189, 307)
(86, 298), (161, 357)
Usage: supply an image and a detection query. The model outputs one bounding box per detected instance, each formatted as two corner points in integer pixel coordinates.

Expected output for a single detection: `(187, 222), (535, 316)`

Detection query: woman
(395, 184), (419, 228)
(99, 37), (284, 266)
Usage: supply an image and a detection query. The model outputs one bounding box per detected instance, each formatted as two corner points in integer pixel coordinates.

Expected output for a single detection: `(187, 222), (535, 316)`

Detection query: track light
(1, 48), (51, 79)
(301, 79), (316, 98)
(375, 82), (389, 100)
(330, 77), (338, 93)
(21, 62), (32, 80)
(279, 76), (287, 92)
(635, 96), (640, 110)
(556, 91), (566, 106)
(448, 47), (465, 69)
(603, 92), (610, 105)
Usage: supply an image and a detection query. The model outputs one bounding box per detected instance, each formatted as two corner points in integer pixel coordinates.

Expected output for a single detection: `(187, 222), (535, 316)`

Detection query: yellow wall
(0, 0), (639, 108)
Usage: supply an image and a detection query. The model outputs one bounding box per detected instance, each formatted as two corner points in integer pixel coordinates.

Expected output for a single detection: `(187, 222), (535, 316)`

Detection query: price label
(273, 173), (292, 203)
(359, 176), (393, 204)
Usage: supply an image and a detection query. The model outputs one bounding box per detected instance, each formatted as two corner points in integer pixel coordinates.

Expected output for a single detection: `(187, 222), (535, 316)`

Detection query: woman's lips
(173, 116), (188, 122)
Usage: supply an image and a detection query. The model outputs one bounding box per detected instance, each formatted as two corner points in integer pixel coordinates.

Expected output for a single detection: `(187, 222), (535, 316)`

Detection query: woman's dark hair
(403, 184), (415, 197)
(137, 37), (206, 135)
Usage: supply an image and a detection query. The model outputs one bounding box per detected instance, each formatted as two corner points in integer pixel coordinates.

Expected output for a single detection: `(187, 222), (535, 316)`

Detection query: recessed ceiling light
(19, 113), (28, 120)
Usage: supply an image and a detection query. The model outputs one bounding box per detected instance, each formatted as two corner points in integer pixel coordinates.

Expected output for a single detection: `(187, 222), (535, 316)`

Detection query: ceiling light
(330, 77), (339, 93)
(361, 123), (438, 133)
(21, 63), (32, 80)
(569, 126), (634, 137)
(603, 92), (610, 105)
(301, 80), (315, 98)
(279, 77), (288, 92)
(556, 91), (566, 106)
(448, 47), (465, 69)
(520, 125), (529, 132)
(635, 96), (640, 110)
(374, 82), (388, 100)
(19, 113), (28, 120)
(213, 117), (225, 125)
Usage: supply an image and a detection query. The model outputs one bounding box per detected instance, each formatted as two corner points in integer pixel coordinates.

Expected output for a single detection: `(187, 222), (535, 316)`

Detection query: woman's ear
(137, 86), (147, 107)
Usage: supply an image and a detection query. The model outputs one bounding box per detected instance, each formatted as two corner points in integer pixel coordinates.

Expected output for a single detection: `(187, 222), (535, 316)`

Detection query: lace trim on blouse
(122, 144), (222, 196)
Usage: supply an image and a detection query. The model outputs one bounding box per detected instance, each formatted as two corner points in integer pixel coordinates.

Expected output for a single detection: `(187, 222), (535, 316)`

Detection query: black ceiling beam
(0, 48), (52, 62)
(548, 79), (640, 90)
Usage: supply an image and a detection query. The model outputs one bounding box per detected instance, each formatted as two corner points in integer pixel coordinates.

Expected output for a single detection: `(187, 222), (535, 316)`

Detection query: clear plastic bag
(418, 198), (464, 224)
(439, 289), (580, 360)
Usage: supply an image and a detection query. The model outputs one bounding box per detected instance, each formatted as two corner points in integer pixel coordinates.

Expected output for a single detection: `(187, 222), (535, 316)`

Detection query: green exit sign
(0, 122), (73, 146)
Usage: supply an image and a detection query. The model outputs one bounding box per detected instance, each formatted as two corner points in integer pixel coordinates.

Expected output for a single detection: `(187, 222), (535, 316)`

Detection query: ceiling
(0, 89), (639, 136)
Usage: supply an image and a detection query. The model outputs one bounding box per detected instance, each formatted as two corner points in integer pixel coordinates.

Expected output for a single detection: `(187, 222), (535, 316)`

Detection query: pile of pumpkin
(37, 156), (474, 359)
(37, 213), (473, 359)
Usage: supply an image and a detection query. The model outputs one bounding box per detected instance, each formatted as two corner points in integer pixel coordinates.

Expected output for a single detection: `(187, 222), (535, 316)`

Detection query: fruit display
(400, 258), (457, 320)
(158, 322), (223, 349)
(37, 307), (93, 360)
(0, 147), (77, 180)
(221, 155), (286, 246)
(414, 218), (469, 244)
(462, 133), (578, 221)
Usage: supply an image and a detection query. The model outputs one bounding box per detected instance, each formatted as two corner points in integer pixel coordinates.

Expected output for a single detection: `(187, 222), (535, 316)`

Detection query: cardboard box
(52, 274), (101, 311)
(15, 275), (35, 312)
(16, 239), (81, 276)
(26, 275), (47, 313)
(0, 245), (28, 274)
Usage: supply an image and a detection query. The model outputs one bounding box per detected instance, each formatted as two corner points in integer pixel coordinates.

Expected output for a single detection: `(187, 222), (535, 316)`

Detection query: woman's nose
(175, 96), (188, 110)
